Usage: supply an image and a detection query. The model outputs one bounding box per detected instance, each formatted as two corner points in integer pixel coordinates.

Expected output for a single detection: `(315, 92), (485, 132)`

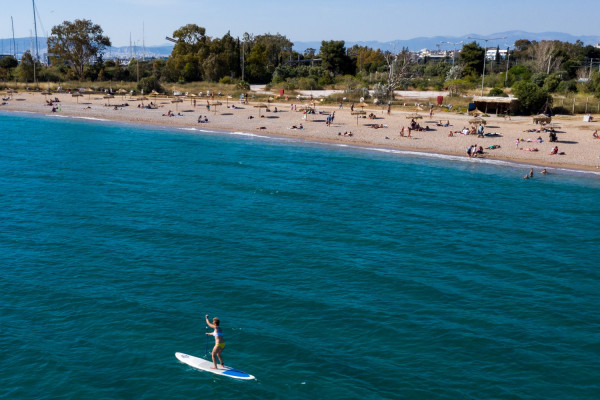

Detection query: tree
(0, 56), (19, 80)
(512, 81), (552, 115)
(320, 40), (353, 75)
(47, 19), (111, 79)
(459, 41), (484, 76)
(382, 48), (412, 99)
(17, 51), (40, 82)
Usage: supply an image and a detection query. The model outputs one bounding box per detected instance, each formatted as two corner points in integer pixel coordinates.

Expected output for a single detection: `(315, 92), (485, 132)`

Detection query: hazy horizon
(2, 0), (599, 48)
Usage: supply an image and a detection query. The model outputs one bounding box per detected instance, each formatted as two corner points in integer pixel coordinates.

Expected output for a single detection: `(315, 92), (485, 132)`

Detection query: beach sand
(3, 91), (600, 173)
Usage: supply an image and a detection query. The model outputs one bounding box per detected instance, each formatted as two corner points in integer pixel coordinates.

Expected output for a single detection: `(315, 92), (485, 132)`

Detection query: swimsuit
(213, 329), (225, 349)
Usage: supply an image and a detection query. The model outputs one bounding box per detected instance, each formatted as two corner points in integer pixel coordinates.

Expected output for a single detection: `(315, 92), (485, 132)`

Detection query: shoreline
(2, 92), (600, 174)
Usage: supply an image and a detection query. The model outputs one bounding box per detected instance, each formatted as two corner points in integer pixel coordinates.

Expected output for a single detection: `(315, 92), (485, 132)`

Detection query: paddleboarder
(205, 315), (225, 369)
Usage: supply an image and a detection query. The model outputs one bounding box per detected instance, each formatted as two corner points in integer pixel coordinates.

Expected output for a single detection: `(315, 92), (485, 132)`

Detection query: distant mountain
(2, 31), (599, 59)
(293, 31), (600, 53)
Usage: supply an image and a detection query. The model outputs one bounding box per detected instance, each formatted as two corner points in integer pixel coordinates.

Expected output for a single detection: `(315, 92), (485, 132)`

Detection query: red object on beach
(280, 89), (285, 97)
(437, 96), (443, 105)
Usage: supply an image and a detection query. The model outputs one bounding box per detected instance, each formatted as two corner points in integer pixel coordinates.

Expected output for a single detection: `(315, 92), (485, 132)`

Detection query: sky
(2, 0), (598, 47)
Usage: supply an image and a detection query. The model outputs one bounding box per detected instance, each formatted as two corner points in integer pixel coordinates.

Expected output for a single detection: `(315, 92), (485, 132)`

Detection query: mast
(142, 22), (146, 61)
(32, 0), (40, 60)
(11, 16), (17, 57)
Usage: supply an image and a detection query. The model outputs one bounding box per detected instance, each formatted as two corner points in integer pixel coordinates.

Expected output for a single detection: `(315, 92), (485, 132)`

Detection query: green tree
(47, 19), (111, 80)
(459, 41), (485, 76)
(0, 56), (19, 80)
(319, 40), (354, 75)
(512, 81), (552, 115)
(17, 51), (40, 82)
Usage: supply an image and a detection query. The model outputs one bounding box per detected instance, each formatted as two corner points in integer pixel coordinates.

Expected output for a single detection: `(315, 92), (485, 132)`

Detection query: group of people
(197, 115), (209, 123)
(524, 168), (547, 179)
(326, 112), (336, 126)
(467, 145), (484, 157)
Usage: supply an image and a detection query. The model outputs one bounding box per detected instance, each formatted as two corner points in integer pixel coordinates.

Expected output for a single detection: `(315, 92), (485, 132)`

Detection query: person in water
(205, 315), (225, 369)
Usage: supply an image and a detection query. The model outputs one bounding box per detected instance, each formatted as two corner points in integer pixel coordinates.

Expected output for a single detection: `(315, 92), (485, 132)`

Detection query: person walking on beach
(205, 315), (225, 369)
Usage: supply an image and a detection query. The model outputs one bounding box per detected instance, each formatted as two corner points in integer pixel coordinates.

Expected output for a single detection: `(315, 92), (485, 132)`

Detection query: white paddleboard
(175, 352), (255, 380)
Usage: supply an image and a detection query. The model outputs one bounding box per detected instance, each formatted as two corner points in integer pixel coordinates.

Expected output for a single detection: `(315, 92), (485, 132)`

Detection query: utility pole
(442, 41), (463, 64)
(468, 36), (506, 96)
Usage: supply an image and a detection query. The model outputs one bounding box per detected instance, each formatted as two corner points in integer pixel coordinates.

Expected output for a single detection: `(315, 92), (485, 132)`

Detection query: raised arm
(205, 314), (216, 329)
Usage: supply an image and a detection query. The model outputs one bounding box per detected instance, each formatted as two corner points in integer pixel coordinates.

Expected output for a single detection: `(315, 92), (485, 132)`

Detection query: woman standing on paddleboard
(205, 315), (225, 369)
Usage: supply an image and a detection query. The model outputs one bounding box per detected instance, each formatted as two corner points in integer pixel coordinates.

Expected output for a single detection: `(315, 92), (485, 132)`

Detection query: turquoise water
(1, 112), (599, 400)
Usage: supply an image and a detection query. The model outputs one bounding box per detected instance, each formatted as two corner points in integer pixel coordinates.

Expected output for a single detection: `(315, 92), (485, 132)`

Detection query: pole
(505, 47), (510, 87)
(481, 40), (487, 96)
(32, 0), (39, 61)
(11, 16), (17, 58)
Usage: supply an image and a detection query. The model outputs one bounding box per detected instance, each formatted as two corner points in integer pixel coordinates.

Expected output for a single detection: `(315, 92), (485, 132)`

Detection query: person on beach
(205, 315), (225, 369)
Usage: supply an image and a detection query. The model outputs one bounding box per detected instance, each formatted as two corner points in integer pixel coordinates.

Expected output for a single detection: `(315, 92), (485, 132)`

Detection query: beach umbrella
(357, 102), (368, 110)
(150, 90), (160, 98)
(254, 103), (268, 118)
(468, 117), (486, 125)
(139, 96), (148, 106)
(406, 113), (423, 119)
(71, 92), (83, 103)
(103, 94), (114, 105)
(211, 101), (222, 114)
(351, 110), (366, 125)
(171, 97), (183, 111)
(41, 89), (52, 100)
(84, 88), (95, 100)
(116, 88), (128, 96)
(226, 95), (232, 107)
(188, 93), (197, 105)
(6, 88), (18, 94)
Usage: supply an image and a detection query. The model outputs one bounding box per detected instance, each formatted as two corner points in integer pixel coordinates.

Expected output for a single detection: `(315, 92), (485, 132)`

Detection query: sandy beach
(3, 91), (600, 173)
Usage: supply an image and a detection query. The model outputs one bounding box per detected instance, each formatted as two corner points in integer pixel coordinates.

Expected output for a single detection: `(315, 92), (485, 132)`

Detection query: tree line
(2, 19), (600, 114)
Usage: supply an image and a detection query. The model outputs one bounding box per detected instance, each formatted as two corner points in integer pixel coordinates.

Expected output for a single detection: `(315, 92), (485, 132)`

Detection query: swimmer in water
(205, 315), (225, 369)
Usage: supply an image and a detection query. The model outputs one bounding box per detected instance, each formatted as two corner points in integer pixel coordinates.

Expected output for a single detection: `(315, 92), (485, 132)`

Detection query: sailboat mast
(32, 0), (40, 60)
(142, 22), (146, 61)
(11, 16), (17, 57)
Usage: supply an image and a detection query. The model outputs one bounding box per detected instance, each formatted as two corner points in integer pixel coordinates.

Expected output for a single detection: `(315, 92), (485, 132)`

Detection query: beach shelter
(226, 95), (233, 107)
(357, 102), (369, 110)
(150, 90), (160, 98)
(351, 110), (366, 125)
(116, 88), (128, 96)
(85, 88), (95, 100)
(6, 88), (18, 94)
(188, 93), (197, 105)
(468, 117), (487, 126)
(103, 94), (114, 105)
(533, 114), (551, 124)
(406, 113), (423, 119)
(41, 89), (52, 100)
(71, 92), (83, 103)
(171, 97), (183, 111)
(211, 101), (222, 115)
(254, 103), (268, 118)
(138, 96), (148, 106)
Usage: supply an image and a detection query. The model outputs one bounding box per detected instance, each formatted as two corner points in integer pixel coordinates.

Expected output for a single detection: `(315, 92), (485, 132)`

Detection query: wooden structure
(472, 96), (518, 115)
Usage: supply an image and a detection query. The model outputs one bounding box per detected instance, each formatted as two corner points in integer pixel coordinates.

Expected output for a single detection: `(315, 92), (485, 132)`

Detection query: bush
(512, 81), (552, 115)
(556, 80), (577, 94)
(219, 76), (233, 84)
(236, 80), (250, 91)
(488, 87), (507, 97)
(137, 76), (163, 94)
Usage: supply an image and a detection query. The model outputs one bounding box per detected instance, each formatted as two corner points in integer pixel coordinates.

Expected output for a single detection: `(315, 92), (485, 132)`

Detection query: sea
(1, 111), (599, 400)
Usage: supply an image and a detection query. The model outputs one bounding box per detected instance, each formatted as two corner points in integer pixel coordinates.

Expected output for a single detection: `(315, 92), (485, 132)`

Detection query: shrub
(488, 87), (507, 97)
(138, 76), (163, 94)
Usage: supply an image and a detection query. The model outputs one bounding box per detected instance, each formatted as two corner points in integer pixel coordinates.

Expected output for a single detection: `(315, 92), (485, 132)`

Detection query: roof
(472, 96), (518, 104)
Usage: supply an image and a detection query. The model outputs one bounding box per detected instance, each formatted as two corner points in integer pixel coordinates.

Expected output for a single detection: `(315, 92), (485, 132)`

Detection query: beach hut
(254, 103), (269, 118)
(351, 110), (367, 125)
(533, 114), (551, 124)
(468, 117), (487, 126)
(71, 92), (83, 103)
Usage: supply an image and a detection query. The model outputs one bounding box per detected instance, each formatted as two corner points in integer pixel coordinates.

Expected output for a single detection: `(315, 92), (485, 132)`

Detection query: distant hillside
(294, 31), (600, 53)
(2, 31), (599, 59)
